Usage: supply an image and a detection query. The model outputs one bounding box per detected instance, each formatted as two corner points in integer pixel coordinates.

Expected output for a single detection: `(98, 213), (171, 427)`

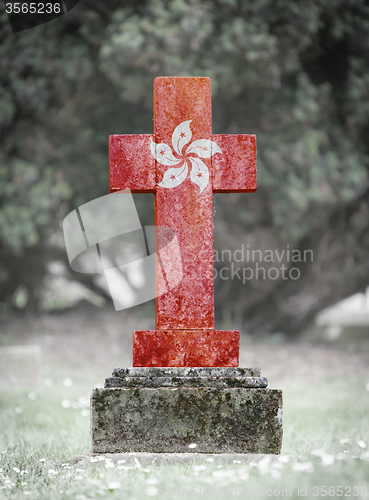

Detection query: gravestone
(91, 77), (283, 453)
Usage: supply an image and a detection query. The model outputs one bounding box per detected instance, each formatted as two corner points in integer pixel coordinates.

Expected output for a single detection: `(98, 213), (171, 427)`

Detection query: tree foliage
(0, 0), (369, 333)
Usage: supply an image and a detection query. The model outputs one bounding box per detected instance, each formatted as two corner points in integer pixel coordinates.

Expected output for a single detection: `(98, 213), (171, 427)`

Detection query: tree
(0, 0), (148, 310)
(1, 0), (369, 335)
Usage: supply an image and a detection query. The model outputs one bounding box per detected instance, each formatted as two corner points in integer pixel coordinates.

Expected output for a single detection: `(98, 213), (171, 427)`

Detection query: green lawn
(0, 378), (368, 499)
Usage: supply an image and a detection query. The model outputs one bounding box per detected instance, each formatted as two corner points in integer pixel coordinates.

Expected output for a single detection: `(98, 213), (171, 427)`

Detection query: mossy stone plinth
(91, 368), (283, 454)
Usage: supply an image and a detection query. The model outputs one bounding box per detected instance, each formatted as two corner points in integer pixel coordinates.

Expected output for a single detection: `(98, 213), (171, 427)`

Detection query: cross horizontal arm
(212, 134), (257, 193)
(110, 134), (156, 193)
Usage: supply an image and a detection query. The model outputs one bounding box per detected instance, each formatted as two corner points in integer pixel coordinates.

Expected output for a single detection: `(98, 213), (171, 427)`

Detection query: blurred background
(1, 0), (369, 378)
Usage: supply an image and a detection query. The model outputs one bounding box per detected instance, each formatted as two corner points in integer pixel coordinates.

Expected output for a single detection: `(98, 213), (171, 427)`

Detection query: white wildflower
(257, 456), (272, 473)
(108, 482), (120, 490)
(321, 455), (335, 466)
(292, 462), (314, 472)
(63, 378), (73, 387)
(146, 486), (158, 496)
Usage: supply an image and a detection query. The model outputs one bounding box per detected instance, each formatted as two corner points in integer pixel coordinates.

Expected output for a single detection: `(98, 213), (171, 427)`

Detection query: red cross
(109, 77), (256, 367)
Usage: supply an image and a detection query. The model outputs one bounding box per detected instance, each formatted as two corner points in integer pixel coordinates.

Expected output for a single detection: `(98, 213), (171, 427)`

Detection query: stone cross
(109, 77), (256, 367)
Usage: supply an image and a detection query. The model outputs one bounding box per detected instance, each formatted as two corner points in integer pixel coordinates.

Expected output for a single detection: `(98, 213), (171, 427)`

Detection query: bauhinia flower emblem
(150, 120), (222, 193)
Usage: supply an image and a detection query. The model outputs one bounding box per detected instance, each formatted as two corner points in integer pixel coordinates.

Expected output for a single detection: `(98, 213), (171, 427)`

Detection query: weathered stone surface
(91, 385), (283, 454)
(113, 367), (261, 377)
(133, 330), (239, 367)
(106, 367), (266, 388)
(105, 376), (268, 388)
(212, 134), (257, 193)
(154, 77), (214, 331)
(109, 134), (155, 193)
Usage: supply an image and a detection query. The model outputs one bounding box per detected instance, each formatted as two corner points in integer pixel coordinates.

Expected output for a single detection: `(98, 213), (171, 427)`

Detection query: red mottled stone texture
(154, 77), (214, 330)
(133, 330), (239, 367)
(212, 135), (257, 193)
(109, 77), (257, 367)
(110, 135), (155, 193)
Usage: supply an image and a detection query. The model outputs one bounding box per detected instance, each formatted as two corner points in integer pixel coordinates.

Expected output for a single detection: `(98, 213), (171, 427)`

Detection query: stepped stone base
(91, 368), (283, 454)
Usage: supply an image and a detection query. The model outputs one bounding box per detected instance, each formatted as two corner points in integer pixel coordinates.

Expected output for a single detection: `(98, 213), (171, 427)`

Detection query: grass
(0, 378), (369, 499)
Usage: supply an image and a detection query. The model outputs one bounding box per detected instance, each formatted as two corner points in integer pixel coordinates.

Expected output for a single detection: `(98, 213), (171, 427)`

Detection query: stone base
(133, 330), (239, 367)
(91, 368), (283, 454)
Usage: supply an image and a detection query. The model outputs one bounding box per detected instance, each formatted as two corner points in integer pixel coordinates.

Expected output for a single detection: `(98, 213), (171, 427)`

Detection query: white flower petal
(108, 482), (120, 490)
(146, 486), (158, 496)
(172, 120), (192, 155)
(189, 157), (209, 193)
(321, 454), (335, 466)
(150, 139), (181, 166)
(158, 162), (188, 189)
(292, 462), (314, 472)
(186, 139), (222, 159)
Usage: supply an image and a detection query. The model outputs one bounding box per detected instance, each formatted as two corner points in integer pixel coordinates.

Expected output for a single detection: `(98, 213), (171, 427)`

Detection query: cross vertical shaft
(154, 77), (214, 330)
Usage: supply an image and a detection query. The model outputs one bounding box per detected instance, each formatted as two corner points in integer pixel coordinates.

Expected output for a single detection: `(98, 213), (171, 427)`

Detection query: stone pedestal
(133, 330), (240, 367)
(91, 367), (283, 454)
